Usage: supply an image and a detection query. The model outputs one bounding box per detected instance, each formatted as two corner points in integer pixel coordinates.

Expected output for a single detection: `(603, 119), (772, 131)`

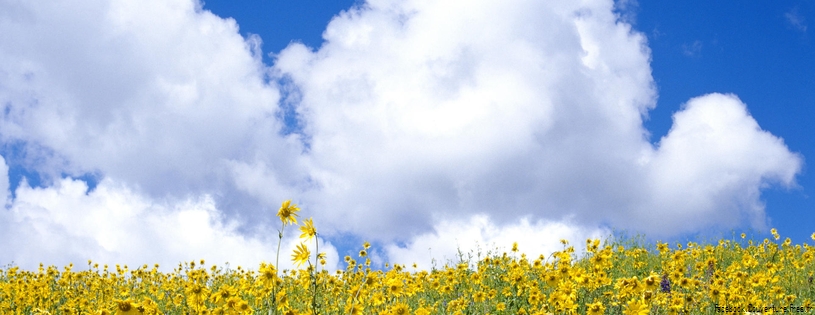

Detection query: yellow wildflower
(623, 299), (649, 315)
(391, 302), (410, 315)
(299, 217), (317, 239)
(345, 304), (363, 315)
(114, 299), (141, 315)
(277, 200), (300, 225)
(587, 301), (605, 315)
(291, 243), (311, 267)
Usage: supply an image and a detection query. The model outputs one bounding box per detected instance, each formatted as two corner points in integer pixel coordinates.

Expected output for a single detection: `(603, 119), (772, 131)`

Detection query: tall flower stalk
(298, 217), (321, 315)
(276, 200), (301, 273)
(272, 199), (300, 314)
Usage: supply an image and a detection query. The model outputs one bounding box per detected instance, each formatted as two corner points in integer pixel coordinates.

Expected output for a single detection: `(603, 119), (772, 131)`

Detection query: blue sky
(0, 0), (812, 270)
(637, 1), (813, 244)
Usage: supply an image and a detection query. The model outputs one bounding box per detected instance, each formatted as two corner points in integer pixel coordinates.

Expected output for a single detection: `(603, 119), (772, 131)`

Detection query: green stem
(276, 225), (285, 277)
(312, 234), (320, 315)
(271, 223), (285, 315)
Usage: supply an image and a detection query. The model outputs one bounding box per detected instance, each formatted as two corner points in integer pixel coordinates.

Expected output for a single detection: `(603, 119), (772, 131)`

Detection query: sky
(0, 0), (812, 271)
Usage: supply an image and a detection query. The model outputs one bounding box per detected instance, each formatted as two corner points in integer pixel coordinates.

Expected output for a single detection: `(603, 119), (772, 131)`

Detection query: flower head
(587, 301), (605, 315)
(660, 274), (671, 293)
(299, 218), (317, 240)
(277, 200), (300, 226)
(115, 299), (141, 315)
(291, 243), (311, 267)
(345, 304), (363, 315)
(623, 298), (649, 315)
(391, 302), (409, 315)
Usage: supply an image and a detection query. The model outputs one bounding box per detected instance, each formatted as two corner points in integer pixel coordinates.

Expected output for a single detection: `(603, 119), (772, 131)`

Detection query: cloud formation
(0, 0), (318, 269)
(636, 93), (802, 235)
(276, 0), (802, 246)
(0, 0), (308, 207)
(0, 0), (804, 269)
(0, 175), (337, 270)
(278, 0), (658, 239)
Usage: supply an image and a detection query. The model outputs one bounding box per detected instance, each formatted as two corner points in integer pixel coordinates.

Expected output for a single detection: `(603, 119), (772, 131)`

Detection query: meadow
(1, 200), (814, 315)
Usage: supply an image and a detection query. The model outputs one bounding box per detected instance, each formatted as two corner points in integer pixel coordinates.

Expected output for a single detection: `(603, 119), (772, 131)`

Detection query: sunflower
(623, 299), (649, 315)
(415, 307), (430, 315)
(474, 291), (486, 303)
(114, 299), (141, 315)
(277, 200), (300, 225)
(586, 301), (605, 315)
(387, 278), (403, 296)
(291, 243), (311, 267)
(391, 302), (410, 315)
(299, 218), (317, 240)
(345, 304), (363, 315)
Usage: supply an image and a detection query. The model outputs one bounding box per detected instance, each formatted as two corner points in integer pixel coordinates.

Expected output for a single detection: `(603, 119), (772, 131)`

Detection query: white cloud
(0, 0), (309, 211)
(277, 0), (801, 244)
(634, 93), (802, 236)
(0, 0), (324, 270)
(0, 176), (339, 271)
(386, 214), (609, 270)
(279, 0), (657, 240)
(0, 0), (804, 271)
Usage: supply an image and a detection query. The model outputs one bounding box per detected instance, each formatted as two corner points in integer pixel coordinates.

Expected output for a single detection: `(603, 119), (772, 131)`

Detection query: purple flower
(660, 274), (671, 293)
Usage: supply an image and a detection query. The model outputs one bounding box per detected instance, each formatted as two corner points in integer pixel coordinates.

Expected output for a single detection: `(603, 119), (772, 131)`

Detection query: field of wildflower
(2, 200), (814, 315)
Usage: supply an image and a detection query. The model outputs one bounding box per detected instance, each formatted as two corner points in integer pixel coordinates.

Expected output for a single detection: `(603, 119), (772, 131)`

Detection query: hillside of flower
(1, 200), (814, 315)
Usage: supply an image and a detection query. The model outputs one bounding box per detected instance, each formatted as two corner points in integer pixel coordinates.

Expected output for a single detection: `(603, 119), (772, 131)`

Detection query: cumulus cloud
(0, 176), (338, 271)
(279, 0), (657, 240)
(277, 0), (801, 243)
(0, 0), (309, 216)
(0, 0), (320, 269)
(0, 0), (804, 270)
(635, 93), (802, 236)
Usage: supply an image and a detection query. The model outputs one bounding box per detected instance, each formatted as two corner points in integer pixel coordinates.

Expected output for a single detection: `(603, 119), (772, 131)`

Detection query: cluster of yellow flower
(1, 201), (814, 315)
(276, 200), (322, 268)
